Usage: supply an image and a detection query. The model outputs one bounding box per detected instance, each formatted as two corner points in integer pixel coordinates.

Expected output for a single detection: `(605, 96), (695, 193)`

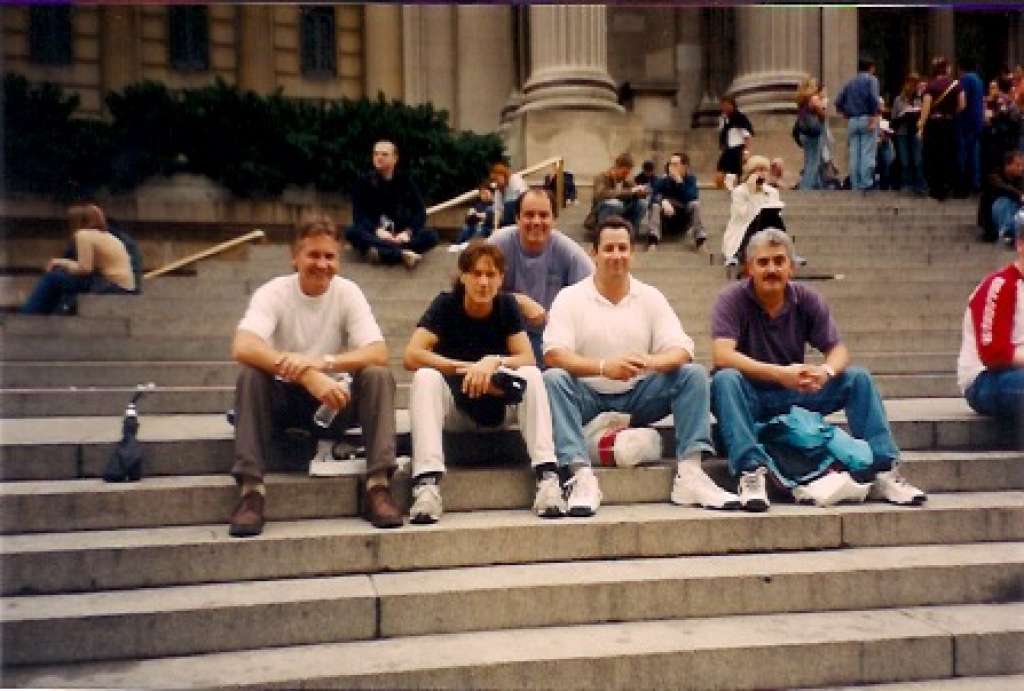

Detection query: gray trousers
(646, 200), (706, 244)
(231, 365), (398, 482)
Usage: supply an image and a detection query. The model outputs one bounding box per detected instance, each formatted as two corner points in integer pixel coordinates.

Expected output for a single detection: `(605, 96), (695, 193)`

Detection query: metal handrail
(144, 229), (266, 280)
(425, 157), (565, 217)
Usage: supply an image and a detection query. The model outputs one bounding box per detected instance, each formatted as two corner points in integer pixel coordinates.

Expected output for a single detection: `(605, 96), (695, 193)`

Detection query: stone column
(692, 7), (736, 127)
(364, 4), (402, 100)
(100, 6), (141, 96)
(455, 5), (513, 134)
(237, 6), (277, 94)
(725, 6), (821, 114)
(927, 8), (956, 64)
(519, 4), (622, 114)
(821, 7), (857, 116)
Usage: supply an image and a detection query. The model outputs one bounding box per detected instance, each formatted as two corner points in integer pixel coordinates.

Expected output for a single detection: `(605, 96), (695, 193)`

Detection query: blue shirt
(959, 71), (985, 131)
(653, 174), (699, 205)
(836, 72), (881, 118)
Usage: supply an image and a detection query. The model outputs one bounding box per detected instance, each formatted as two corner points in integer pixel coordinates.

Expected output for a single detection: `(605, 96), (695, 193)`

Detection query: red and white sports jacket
(958, 263), (1024, 392)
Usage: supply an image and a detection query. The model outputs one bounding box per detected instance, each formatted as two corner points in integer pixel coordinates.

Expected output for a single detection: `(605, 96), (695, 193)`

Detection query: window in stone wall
(168, 5), (210, 72)
(29, 6), (73, 65)
(300, 6), (337, 78)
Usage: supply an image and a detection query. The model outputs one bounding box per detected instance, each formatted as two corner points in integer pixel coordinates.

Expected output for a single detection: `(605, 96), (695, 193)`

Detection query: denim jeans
(344, 225), (439, 264)
(597, 197), (649, 240)
(543, 364), (714, 467)
(847, 115), (878, 190)
(799, 134), (822, 190)
(965, 368), (1024, 421)
(895, 133), (926, 193)
(992, 197), (1022, 239)
(710, 366), (898, 478)
(19, 270), (130, 315)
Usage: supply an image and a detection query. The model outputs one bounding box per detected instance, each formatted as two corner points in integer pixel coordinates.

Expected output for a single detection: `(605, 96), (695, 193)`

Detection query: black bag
(445, 370), (527, 427)
(104, 410), (143, 482)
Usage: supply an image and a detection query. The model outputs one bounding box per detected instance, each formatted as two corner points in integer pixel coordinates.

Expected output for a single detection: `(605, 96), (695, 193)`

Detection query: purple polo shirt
(711, 279), (840, 369)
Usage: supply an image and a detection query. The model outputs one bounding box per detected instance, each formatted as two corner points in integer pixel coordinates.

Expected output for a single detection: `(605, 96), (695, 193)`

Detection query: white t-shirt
(956, 280), (1024, 392)
(237, 274), (383, 356)
(543, 275), (695, 394)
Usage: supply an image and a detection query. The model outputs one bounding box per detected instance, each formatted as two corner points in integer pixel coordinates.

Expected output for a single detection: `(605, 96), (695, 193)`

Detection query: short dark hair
(858, 55), (875, 72)
(293, 212), (338, 247)
(515, 187), (554, 219)
(592, 214), (633, 250)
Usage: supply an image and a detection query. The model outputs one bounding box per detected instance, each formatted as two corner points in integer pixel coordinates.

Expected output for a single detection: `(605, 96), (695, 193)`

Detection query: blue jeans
(19, 270), (129, 315)
(895, 132), (926, 193)
(847, 115), (877, 190)
(965, 368), (1024, 420)
(456, 223), (491, 244)
(597, 197), (649, 239)
(344, 225), (439, 264)
(710, 366), (898, 478)
(799, 134), (822, 190)
(543, 364), (714, 467)
(992, 197), (1022, 239)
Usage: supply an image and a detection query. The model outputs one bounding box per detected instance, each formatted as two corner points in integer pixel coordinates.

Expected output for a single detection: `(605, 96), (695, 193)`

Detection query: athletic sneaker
(792, 471), (870, 507)
(870, 468), (927, 506)
(410, 481), (442, 524)
(738, 466), (769, 512)
(565, 466), (602, 517)
(401, 250), (422, 270)
(532, 473), (567, 518)
(671, 462), (741, 510)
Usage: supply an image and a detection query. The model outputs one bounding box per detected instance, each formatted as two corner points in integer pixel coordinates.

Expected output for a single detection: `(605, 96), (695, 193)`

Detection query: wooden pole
(144, 229), (266, 280)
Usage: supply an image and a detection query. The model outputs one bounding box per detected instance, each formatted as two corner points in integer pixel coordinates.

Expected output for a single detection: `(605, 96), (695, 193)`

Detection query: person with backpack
(20, 203), (138, 314)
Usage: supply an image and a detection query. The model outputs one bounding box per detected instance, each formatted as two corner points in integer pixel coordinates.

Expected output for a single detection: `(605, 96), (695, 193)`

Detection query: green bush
(3, 73), (112, 200)
(4, 73), (505, 202)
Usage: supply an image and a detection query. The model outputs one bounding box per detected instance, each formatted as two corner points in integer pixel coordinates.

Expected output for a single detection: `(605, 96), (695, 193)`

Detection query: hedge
(4, 73), (506, 202)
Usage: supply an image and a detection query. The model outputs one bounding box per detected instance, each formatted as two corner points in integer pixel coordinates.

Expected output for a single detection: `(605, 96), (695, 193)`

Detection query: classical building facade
(4, 4), (1023, 177)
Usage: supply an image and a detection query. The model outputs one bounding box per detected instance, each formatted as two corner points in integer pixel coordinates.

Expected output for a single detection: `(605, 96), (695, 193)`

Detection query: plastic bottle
(313, 372), (353, 428)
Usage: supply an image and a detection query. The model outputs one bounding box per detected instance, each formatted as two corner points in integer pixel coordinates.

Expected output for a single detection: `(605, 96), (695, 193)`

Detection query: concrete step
(0, 367), (966, 416)
(2, 450), (1022, 533)
(1, 396), (1017, 479)
(2, 492), (1022, 596)
(4, 603), (1022, 687)
(813, 675), (1024, 690)
(2, 543), (1021, 666)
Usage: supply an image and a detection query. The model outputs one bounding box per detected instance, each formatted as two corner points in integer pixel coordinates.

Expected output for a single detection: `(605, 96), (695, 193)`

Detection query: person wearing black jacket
(344, 140), (438, 269)
(978, 150), (1024, 243)
(716, 97), (754, 187)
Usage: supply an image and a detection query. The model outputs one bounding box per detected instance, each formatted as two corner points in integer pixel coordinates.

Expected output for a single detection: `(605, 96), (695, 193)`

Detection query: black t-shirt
(417, 291), (525, 362)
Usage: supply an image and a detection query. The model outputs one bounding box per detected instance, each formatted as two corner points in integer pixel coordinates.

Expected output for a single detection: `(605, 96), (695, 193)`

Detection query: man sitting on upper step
(645, 152), (708, 252)
(345, 139), (438, 269)
(958, 223), (1024, 424)
(710, 228), (927, 512)
(228, 213), (403, 537)
(488, 188), (593, 366)
(542, 215), (740, 518)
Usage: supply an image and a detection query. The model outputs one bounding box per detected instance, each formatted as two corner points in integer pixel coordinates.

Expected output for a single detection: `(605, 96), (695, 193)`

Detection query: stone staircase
(1, 190), (1023, 688)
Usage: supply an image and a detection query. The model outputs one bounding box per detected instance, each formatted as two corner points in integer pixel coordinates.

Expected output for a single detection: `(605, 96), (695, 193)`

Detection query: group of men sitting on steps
(227, 188), (945, 537)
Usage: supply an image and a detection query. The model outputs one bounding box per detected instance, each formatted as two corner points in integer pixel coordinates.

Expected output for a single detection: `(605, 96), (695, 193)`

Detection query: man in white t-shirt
(229, 214), (401, 536)
(542, 215), (740, 517)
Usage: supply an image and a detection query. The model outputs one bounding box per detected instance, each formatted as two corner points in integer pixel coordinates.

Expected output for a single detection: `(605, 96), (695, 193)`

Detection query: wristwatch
(323, 354), (337, 372)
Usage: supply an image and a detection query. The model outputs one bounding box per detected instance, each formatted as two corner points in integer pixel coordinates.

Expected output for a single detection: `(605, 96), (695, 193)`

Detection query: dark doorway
(859, 8), (915, 104)
(956, 10), (1014, 82)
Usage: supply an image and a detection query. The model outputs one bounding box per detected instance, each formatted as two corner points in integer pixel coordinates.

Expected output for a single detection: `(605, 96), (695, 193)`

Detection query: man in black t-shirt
(403, 242), (565, 523)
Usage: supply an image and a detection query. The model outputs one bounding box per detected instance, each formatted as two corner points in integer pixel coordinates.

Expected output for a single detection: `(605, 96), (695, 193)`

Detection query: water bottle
(313, 372), (353, 428)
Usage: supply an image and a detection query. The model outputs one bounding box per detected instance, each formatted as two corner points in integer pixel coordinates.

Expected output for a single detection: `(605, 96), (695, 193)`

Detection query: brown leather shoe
(228, 491), (265, 537)
(364, 484), (403, 529)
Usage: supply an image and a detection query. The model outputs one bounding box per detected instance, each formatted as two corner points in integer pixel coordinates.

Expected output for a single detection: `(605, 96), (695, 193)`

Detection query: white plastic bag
(583, 412), (662, 468)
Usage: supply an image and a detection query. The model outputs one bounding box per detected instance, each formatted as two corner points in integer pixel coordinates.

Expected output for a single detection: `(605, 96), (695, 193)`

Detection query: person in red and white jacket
(957, 230), (1024, 421)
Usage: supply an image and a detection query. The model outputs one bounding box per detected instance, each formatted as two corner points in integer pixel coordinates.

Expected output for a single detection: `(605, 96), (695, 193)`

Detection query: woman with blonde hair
(892, 72), (926, 193)
(795, 77), (830, 190)
(722, 156), (786, 266)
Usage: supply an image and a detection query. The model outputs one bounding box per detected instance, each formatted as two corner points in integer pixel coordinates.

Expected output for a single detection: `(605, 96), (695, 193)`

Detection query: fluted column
(519, 4), (622, 113)
(927, 8), (956, 64)
(364, 4), (403, 100)
(100, 6), (142, 96)
(725, 6), (820, 114)
(692, 7), (735, 127)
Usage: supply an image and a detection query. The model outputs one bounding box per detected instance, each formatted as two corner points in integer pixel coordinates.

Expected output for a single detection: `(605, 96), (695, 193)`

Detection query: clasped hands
(776, 363), (831, 393)
(602, 353), (652, 381)
(456, 355), (504, 399)
(275, 352), (350, 411)
(376, 227), (412, 245)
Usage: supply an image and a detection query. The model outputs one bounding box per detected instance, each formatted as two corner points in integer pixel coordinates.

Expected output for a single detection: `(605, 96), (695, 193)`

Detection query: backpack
(108, 223), (143, 294)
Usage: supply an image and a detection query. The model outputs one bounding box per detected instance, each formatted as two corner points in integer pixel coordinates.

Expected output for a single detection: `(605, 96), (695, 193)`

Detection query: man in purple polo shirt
(709, 228), (926, 512)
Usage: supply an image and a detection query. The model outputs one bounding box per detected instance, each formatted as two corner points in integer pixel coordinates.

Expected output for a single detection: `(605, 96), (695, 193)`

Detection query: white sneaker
(566, 466), (602, 517)
(671, 462), (741, 510)
(401, 250), (422, 270)
(410, 481), (442, 524)
(792, 471), (870, 507)
(738, 466), (769, 512)
(532, 473), (566, 518)
(870, 468), (927, 506)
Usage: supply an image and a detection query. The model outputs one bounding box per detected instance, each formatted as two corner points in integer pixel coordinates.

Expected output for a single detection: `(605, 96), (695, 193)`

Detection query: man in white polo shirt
(542, 215), (740, 516)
